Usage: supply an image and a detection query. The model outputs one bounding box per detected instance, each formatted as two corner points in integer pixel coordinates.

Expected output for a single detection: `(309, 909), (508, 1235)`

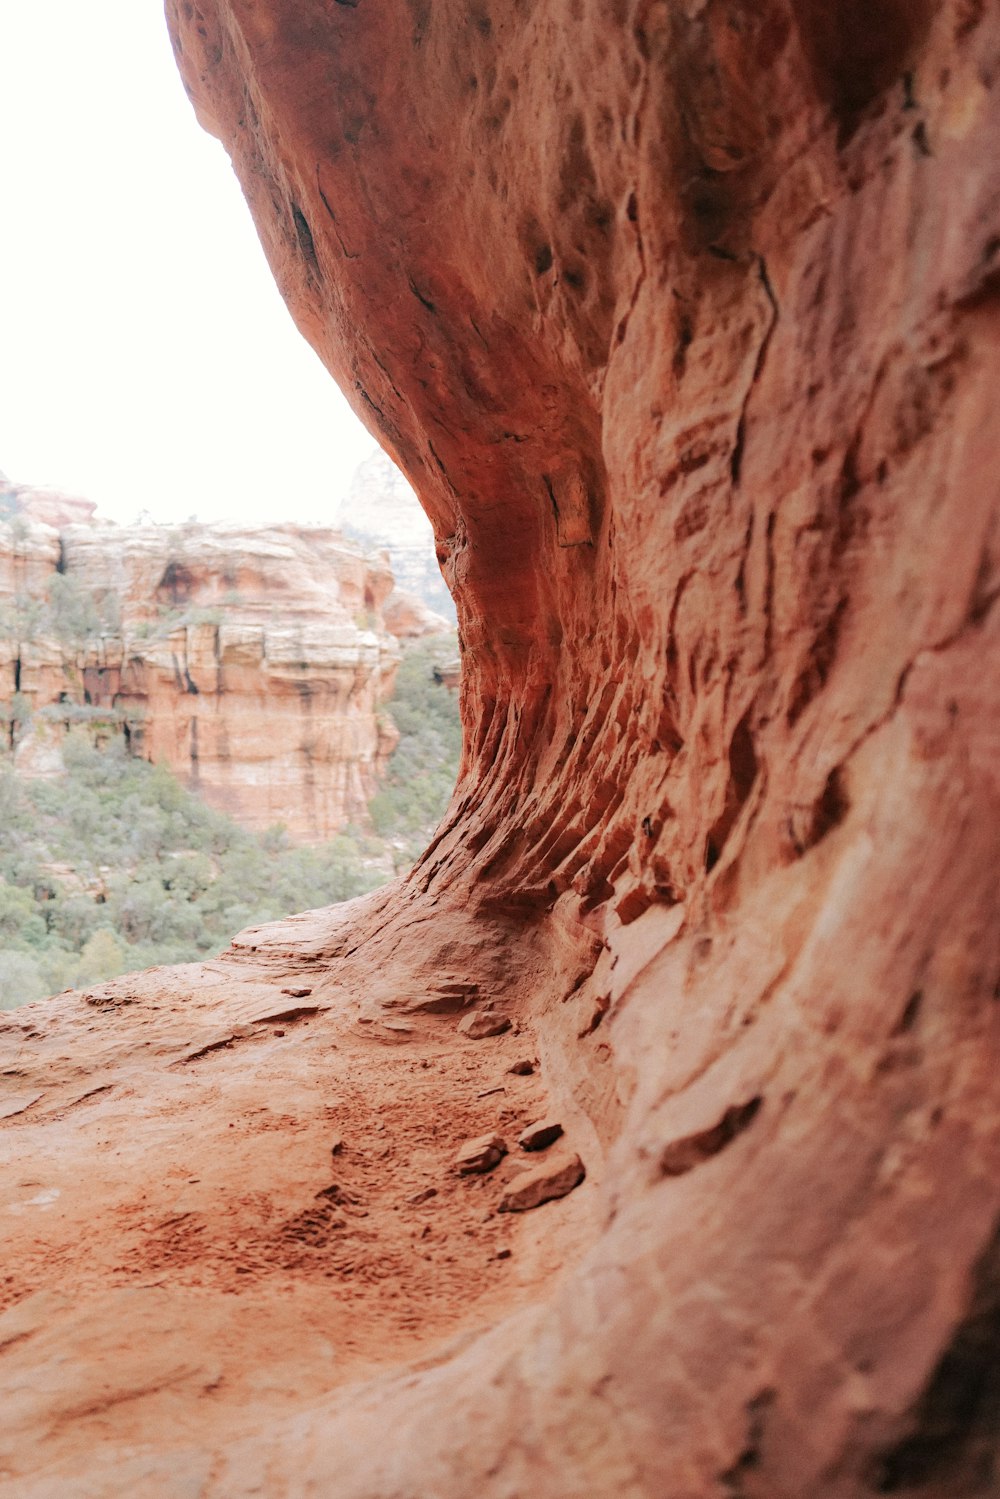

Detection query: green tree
(46, 574), (101, 645)
(369, 636), (462, 862)
(75, 928), (126, 986)
(0, 950), (44, 1009)
(0, 637), (461, 1010)
(0, 882), (46, 947)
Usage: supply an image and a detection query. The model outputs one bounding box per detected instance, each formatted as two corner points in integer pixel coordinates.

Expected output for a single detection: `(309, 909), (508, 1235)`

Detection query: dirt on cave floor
(0, 914), (596, 1487)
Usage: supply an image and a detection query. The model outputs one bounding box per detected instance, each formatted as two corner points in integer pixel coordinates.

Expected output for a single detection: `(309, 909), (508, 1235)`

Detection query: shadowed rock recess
(1, 3), (998, 1495)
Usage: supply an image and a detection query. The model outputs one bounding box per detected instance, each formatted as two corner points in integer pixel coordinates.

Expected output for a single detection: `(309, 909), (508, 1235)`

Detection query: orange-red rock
(381, 588), (451, 640)
(1, 514), (402, 839)
(0, 3), (997, 1495)
(498, 1151), (586, 1213)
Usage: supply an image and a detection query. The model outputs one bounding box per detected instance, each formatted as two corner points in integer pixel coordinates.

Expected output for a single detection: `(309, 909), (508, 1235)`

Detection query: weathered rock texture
(0, 513), (402, 839)
(1, 3), (998, 1495)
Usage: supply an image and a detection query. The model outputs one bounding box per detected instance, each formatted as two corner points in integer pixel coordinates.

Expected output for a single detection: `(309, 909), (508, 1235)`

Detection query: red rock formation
(0, 515), (60, 608)
(14, 489), (98, 530)
(381, 587), (451, 639)
(0, 3), (997, 1493)
(1, 515), (402, 839)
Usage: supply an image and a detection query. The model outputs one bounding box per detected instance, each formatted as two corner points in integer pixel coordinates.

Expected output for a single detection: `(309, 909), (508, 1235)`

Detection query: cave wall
(166, 1), (1000, 914)
(159, 1), (1000, 1492)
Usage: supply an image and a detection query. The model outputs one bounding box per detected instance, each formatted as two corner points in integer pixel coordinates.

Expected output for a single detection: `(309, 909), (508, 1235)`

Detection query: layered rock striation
(0, 513), (402, 839)
(0, 4), (997, 1496)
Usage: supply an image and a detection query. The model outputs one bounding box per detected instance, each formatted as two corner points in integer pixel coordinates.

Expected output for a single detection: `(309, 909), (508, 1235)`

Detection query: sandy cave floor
(0, 922), (596, 1487)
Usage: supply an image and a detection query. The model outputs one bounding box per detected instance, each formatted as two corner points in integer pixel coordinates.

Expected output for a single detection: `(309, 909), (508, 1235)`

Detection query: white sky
(0, 0), (379, 525)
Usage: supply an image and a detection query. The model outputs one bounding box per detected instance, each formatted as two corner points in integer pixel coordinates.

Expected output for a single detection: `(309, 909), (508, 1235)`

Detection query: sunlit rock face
(0, 514), (401, 839)
(0, 4), (996, 1495)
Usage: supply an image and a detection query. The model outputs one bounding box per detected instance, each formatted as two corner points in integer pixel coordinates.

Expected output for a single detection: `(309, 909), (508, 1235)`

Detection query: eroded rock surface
(1, 2), (998, 1494)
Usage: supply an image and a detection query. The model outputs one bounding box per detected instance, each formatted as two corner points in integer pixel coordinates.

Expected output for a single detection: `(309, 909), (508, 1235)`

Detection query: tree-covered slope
(0, 637), (461, 1008)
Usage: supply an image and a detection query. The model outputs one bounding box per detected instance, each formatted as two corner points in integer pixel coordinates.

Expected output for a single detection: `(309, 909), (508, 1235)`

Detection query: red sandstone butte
(0, 515), (403, 840)
(0, 4), (997, 1495)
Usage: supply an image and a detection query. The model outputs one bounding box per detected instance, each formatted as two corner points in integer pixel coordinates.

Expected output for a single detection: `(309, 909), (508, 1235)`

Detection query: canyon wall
(0, 510), (404, 839)
(0, 4), (997, 1496)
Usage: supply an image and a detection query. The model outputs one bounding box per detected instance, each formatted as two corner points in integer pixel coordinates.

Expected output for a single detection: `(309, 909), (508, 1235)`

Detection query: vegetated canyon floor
(0, 902), (595, 1486)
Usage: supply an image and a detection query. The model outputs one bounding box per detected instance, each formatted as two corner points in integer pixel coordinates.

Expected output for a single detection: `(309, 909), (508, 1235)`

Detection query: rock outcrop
(0, 513), (402, 839)
(1, 4), (998, 1496)
(381, 588), (451, 640)
(0, 472), (98, 530)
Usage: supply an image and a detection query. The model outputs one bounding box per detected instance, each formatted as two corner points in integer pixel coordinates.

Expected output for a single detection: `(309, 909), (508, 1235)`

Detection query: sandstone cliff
(1, 4), (998, 1496)
(0, 509), (402, 840)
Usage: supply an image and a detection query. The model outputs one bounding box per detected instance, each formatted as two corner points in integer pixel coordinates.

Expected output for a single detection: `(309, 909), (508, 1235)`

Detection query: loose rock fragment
(508, 1058), (536, 1076)
(518, 1118), (564, 1152)
(498, 1152), (585, 1211)
(454, 1133), (508, 1175)
(281, 986), (313, 999)
(458, 1010), (511, 1040)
